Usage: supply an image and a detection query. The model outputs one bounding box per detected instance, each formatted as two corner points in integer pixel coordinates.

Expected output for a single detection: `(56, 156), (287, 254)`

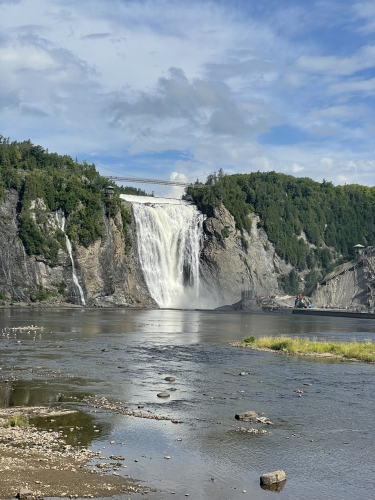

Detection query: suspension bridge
(103, 175), (213, 188)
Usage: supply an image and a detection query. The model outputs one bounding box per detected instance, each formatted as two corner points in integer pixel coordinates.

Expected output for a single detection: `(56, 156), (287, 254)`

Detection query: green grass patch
(241, 335), (375, 362)
(4, 414), (29, 428)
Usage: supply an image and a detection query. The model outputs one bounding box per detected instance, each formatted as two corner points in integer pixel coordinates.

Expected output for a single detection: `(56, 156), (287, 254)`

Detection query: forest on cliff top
(0, 136), (149, 266)
(186, 170), (375, 292)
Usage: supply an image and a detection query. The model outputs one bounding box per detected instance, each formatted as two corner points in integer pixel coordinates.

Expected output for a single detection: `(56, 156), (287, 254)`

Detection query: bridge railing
(104, 175), (209, 188)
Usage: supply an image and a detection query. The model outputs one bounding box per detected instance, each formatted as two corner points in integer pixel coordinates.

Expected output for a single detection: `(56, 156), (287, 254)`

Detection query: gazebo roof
(353, 244), (365, 248)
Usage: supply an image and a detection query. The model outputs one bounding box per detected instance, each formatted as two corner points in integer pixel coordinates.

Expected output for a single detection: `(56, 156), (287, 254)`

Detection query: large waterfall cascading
(55, 211), (86, 306)
(130, 197), (205, 308)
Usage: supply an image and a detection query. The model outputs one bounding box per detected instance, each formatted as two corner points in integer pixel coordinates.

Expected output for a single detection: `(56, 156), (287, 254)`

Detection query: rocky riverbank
(0, 407), (145, 500)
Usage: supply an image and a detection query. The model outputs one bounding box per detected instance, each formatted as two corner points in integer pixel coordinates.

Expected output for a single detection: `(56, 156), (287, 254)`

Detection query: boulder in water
(235, 411), (273, 425)
(157, 392), (170, 398)
(235, 411), (259, 421)
(260, 470), (286, 485)
(165, 376), (175, 381)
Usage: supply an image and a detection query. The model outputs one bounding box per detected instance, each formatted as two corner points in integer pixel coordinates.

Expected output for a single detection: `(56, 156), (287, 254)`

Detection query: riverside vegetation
(0, 135), (150, 267)
(186, 170), (375, 292)
(238, 335), (375, 363)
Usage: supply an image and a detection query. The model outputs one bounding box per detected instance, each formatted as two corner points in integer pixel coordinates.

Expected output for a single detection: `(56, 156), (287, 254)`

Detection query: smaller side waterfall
(55, 211), (86, 306)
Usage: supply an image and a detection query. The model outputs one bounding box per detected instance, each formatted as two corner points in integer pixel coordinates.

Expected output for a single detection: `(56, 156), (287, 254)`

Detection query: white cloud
(0, 0), (375, 188)
(309, 123), (338, 136)
(329, 77), (375, 95)
(291, 162), (303, 172)
(353, 2), (375, 33)
(296, 45), (375, 75)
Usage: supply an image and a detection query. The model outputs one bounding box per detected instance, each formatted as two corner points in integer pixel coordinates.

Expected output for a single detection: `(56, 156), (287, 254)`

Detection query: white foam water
(131, 200), (205, 309)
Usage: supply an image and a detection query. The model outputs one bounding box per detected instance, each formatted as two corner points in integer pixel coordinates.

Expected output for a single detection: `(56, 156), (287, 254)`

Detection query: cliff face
(0, 190), (322, 309)
(309, 252), (375, 310)
(0, 189), (155, 307)
(199, 204), (291, 306)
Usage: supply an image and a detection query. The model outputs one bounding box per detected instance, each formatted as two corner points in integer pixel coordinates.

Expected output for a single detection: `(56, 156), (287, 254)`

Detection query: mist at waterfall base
(128, 195), (217, 309)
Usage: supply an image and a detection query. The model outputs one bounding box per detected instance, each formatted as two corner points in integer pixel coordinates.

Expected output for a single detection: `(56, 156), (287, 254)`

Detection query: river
(0, 308), (374, 499)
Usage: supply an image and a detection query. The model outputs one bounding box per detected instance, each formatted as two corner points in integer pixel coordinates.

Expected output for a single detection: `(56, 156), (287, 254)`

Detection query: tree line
(0, 136), (149, 265)
(186, 170), (375, 292)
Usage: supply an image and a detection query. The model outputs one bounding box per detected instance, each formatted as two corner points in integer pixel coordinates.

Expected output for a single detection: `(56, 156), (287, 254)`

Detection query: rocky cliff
(0, 191), (293, 308)
(0, 189), (155, 308)
(308, 250), (375, 310)
(199, 204), (291, 306)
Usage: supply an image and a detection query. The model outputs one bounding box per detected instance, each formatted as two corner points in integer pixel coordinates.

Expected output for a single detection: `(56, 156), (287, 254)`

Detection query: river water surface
(0, 308), (374, 500)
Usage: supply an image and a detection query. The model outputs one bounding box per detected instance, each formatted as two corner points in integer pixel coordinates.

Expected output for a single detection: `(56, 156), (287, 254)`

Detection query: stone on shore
(260, 470), (286, 485)
(17, 489), (37, 500)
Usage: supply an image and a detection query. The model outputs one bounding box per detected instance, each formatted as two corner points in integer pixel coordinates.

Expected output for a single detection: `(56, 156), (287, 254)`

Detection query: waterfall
(128, 196), (205, 309)
(55, 211), (86, 306)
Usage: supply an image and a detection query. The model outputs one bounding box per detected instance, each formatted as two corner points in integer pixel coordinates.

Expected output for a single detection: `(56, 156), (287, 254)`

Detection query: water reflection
(260, 480), (287, 492)
(31, 411), (101, 447)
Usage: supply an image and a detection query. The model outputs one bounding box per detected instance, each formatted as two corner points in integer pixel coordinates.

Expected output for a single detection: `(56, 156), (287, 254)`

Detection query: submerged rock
(235, 411), (273, 425)
(236, 427), (268, 434)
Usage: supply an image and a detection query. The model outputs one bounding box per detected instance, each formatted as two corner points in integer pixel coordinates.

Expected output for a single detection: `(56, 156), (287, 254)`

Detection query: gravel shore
(0, 407), (144, 500)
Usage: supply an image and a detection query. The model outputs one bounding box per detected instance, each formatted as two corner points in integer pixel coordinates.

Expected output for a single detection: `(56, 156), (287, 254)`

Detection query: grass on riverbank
(3, 414), (29, 428)
(241, 336), (375, 362)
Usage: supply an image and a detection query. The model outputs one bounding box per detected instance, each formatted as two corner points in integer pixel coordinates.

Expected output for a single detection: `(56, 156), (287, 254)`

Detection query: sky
(1, 0), (375, 197)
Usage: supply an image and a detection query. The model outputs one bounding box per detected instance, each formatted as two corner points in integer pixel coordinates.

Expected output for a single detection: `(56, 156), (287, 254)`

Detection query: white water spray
(127, 196), (205, 309)
(55, 211), (86, 306)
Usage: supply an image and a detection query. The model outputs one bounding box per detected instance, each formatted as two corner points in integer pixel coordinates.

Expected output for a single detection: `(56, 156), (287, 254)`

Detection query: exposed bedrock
(308, 252), (375, 309)
(199, 204), (290, 307)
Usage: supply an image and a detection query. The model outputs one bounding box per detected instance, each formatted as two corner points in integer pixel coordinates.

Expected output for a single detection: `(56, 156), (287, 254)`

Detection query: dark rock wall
(0, 190), (155, 307)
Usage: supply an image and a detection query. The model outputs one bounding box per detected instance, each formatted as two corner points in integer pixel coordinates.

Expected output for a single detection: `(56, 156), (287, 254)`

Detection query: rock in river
(260, 470), (287, 485)
(157, 392), (170, 398)
(165, 376), (175, 381)
(235, 411), (273, 425)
